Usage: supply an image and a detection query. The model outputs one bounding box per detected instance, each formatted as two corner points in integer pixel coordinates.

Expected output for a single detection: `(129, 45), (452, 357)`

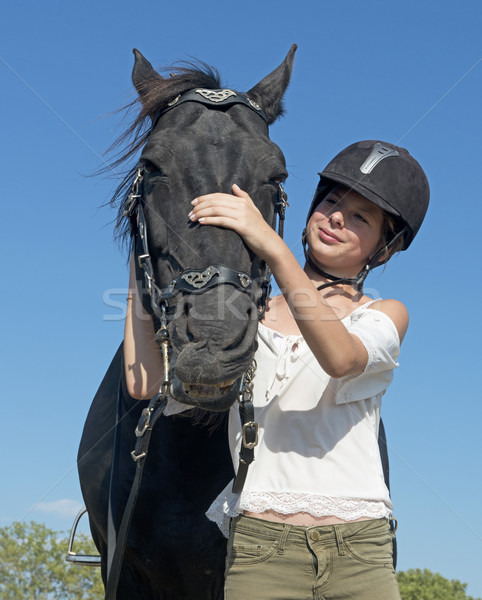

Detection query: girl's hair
(380, 212), (405, 261)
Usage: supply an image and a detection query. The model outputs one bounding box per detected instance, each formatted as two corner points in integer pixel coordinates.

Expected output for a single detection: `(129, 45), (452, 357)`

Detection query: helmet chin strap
(301, 227), (407, 292)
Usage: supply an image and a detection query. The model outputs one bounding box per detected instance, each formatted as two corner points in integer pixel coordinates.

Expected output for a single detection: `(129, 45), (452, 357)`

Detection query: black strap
(106, 377), (124, 576)
(151, 88), (268, 131)
(274, 183), (288, 239)
(156, 263), (262, 301)
(232, 398), (258, 494)
(231, 182), (288, 492)
(378, 418), (398, 569)
(104, 394), (167, 600)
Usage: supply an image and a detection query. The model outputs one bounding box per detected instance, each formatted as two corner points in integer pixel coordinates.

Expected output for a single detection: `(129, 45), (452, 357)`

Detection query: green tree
(398, 568), (481, 600)
(0, 521), (103, 599)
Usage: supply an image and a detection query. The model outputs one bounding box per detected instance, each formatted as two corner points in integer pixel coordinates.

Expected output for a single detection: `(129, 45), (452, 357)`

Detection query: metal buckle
(131, 450), (147, 462)
(135, 408), (152, 437)
(238, 273), (251, 288)
(275, 183), (289, 219)
(137, 253), (149, 269)
(242, 421), (258, 449)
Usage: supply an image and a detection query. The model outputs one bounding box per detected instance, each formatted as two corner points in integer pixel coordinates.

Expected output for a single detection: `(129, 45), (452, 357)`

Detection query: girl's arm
(124, 255), (164, 399)
(189, 185), (408, 378)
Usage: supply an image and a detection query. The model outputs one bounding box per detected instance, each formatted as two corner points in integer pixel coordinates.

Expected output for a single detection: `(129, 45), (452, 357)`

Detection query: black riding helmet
(302, 140), (430, 290)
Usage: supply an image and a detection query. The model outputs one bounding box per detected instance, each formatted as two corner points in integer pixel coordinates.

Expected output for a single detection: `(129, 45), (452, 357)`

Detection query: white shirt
(207, 301), (400, 536)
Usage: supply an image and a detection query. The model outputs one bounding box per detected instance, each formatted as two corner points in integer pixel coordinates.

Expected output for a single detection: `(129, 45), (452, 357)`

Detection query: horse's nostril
(186, 323), (195, 343)
(183, 302), (196, 342)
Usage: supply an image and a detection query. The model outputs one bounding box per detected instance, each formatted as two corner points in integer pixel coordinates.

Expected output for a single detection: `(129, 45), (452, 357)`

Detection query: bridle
(123, 88), (289, 331)
(105, 88), (289, 600)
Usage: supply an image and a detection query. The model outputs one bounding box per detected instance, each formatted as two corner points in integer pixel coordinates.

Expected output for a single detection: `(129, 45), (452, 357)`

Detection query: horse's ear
(132, 48), (164, 103)
(246, 44), (297, 125)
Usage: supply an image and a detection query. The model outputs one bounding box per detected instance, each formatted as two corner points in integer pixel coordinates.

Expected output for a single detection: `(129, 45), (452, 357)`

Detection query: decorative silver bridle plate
(181, 266), (220, 289)
(195, 89), (237, 103)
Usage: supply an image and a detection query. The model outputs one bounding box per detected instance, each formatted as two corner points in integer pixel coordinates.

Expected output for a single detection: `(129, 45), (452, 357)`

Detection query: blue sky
(1, 0), (481, 595)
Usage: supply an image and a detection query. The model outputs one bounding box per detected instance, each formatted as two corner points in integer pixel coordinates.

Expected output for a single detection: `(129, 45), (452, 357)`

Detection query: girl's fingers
(189, 186), (260, 234)
(194, 216), (237, 227)
(192, 185), (252, 206)
(192, 192), (233, 205)
(189, 204), (241, 223)
(231, 183), (247, 198)
(232, 184), (256, 205)
(189, 194), (251, 220)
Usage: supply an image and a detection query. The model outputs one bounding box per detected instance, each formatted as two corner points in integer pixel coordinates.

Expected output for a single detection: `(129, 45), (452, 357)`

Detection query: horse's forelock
(102, 62), (223, 250)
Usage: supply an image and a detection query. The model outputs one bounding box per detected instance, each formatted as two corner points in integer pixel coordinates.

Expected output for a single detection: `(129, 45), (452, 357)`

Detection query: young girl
(125, 140), (429, 600)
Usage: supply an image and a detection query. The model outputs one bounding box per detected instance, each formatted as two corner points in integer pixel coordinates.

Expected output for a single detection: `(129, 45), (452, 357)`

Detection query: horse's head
(119, 46), (296, 411)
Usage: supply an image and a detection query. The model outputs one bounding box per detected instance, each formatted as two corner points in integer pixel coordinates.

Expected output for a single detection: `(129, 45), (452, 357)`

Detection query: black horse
(78, 46), (296, 599)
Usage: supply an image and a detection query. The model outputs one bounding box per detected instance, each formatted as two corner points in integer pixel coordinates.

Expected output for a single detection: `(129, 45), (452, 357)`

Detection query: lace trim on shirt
(206, 491), (391, 538)
(240, 491), (391, 520)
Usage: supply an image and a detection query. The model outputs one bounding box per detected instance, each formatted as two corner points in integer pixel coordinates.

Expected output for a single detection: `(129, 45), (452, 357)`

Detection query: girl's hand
(188, 184), (283, 262)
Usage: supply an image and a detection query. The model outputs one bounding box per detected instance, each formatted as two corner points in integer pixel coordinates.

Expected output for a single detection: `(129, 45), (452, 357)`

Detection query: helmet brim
(320, 172), (401, 217)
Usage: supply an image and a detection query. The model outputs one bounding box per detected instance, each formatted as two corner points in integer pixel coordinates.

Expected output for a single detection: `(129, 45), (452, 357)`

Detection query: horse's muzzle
(170, 375), (242, 412)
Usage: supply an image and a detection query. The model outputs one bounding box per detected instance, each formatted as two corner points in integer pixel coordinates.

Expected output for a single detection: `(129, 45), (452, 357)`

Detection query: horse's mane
(101, 62), (222, 248)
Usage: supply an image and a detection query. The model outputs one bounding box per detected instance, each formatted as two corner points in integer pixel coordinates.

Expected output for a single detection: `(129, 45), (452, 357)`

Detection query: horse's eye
(269, 174), (287, 185)
(143, 160), (161, 175)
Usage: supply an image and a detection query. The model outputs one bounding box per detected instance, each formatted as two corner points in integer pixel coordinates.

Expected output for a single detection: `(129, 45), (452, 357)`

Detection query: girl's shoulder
(368, 298), (409, 343)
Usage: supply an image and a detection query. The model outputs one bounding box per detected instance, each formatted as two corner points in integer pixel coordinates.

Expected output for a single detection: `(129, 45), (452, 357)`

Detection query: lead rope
(104, 308), (170, 600)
